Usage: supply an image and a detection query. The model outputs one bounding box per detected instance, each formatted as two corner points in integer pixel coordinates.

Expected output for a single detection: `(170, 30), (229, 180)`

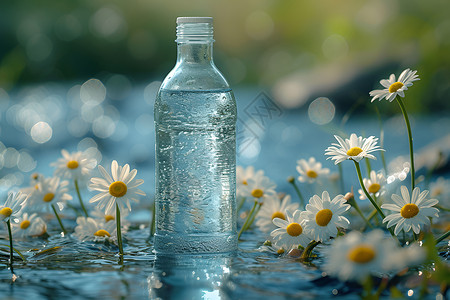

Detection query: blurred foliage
(0, 0), (449, 112)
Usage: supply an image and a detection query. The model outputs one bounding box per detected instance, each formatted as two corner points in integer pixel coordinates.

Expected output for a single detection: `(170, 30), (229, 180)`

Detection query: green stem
(300, 240), (320, 259)
(51, 204), (67, 234)
(365, 157), (372, 178)
(74, 179), (89, 217)
(396, 96), (415, 189)
(289, 180), (305, 208)
(435, 230), (450, 244)
(244, 202), (262, 231)
(374, 106), (388, 172)
(150, 200), (156, 237)
(237, 197), (246, 212)
(338, 164), (345, 194)
(351, 200), (373, 229)
(413, 232), (418, 243)
(116, 203), (124, 256)
(367, 208), (378, 222)
(436, 205), (450, 212)
(6, 220), (14, 271)
(238, 200), (258, 240)
(353, 160), (398, 241)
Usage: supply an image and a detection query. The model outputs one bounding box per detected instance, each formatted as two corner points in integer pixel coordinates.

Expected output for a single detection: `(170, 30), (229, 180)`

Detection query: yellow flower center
(20, 220), (31, 229)
(277, 249), (285, 255)
(94, 229), (111, 237)
(242, 180), (248, 185)
(251, 188), (264, 198)
(67, 160), (79, 169)
(286, 222), (303, 236)
(105, 215), (115, 222)
(401, 203), (419, 219)
(0, 207), (13, 218)
(43, 193), (55, 203)
(109, 181), (127, 197)
(347, 147), (363, 156)
(348, 245), (376, 264)
(306, 170), (318, 178)
(271, 211), (285, 220)
(368, 183), (381, 194)
(316, 209), (333, 226)
(389, 81), (404, 93)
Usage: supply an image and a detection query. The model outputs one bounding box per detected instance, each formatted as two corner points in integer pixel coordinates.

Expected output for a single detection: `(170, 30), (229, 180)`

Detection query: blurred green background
(0, 0), (449, 113)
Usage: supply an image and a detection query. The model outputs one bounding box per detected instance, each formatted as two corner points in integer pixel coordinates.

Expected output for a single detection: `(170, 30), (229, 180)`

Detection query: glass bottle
(154, 17), (237, 254)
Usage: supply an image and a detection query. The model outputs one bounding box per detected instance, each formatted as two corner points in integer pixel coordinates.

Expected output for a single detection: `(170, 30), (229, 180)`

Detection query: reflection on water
(148, 254), (232, 300)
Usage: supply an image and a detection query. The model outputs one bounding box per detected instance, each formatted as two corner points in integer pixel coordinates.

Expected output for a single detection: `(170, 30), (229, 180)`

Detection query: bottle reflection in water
(148, 255), (231, 299)
(154, 17), (237, 254)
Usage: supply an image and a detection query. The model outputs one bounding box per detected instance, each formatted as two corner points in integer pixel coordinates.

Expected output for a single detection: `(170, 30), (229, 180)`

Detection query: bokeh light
(308, 97), (335, 125)
(30, 121), (53, 143)
(80, 79), (106, 104)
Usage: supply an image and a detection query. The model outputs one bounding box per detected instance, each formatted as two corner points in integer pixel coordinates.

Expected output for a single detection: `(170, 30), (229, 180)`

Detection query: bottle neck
(176, 22), (214, 64)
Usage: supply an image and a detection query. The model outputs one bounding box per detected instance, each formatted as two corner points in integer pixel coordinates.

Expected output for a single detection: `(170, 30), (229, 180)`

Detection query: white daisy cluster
(267, 191), (351, 251)
(324, 230), (425, 282)
(1, 149), (145, 247)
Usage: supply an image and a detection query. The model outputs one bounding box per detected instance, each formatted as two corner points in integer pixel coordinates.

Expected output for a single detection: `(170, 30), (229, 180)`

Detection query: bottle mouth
(176, 17), (214, 43)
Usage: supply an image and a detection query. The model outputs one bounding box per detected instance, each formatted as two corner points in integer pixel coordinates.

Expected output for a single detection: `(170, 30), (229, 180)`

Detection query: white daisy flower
(325, 133), (384, 164)
(429, 177), (450, 205)
(369, 68), (420, 102)
(89, 160), (146, 215)
(0, 192), (27, 222)
(255, 194), (299, 233)
(358, 170), (386, 200)
(324, 230), (404, 282)
(239, 174), (276, 203)
(27, 176), (73, 212)
(296, 157), (330, 183)
(236, 166), (264, 197)
(270, 210), (311, 250)
(73, 216), (117, 242)
(51, 149), (96, 182)
(300, 191), (350, 242)
(11, 213), (47, 238)
(381, 186), (439, 235)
